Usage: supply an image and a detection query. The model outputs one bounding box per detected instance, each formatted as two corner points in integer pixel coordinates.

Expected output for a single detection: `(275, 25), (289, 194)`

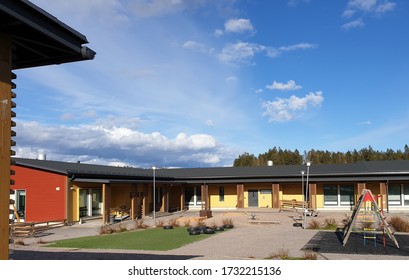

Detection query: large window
(184, 187), (202, 207)
(388, 184), (409, 206)
(388, 184), (401, 205)
(324, 185), (354, 207)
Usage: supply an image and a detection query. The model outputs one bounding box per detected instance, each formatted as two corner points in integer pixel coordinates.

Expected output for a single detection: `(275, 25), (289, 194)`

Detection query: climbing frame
(342, 189), (399, 248)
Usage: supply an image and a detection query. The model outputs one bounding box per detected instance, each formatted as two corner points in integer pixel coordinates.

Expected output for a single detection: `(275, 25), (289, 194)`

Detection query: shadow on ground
(11, 250), (202, 260)
(303, 231), (409, 256)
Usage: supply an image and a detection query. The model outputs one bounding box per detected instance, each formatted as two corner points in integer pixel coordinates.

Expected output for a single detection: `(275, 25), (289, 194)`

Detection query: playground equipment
(342, 189), (399, 248)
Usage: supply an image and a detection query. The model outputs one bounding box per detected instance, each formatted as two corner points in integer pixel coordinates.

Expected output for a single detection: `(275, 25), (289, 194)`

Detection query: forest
(233, 145), (409, 167)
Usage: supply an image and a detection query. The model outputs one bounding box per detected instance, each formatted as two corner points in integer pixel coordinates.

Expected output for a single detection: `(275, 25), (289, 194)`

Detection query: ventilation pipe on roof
(37, 153), (46, 160)
(267, 160), (273, 166)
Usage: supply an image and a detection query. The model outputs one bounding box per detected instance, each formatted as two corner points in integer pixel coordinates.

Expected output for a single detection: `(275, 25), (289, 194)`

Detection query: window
(219, 187), (225, 202)
(388, 184), (401, 205)
(16, 190), (26, 219)
(324, 185), (354, 206)
(388, 184), (409, 206)
(324, 186), (338, 206)
(340, 186), (354, 206)
(404, 184), (409, 206)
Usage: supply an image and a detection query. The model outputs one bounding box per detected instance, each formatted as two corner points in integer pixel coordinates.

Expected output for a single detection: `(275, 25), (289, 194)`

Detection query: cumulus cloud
(218, 42), (266, 64)
(15, 121), (233, 167)
(262, 91), (324, 122)
(266, 80), (302, 91)
(225, 18), (254, 33)
(215, 18), (255, 37)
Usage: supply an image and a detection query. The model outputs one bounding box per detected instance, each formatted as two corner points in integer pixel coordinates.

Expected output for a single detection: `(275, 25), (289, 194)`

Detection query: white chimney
(37, 153), (46, 160)
(267, 160), (273, 166)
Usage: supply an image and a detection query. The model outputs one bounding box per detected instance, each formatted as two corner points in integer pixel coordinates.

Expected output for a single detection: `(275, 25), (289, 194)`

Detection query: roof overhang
(0, 0), (95, 69)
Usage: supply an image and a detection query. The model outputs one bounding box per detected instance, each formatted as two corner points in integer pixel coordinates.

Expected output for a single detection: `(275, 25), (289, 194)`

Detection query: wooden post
(131, 184), (137, 220)
(102, 183), (111, 224)
(379, 182), (387, 211)
(163, 187), (169, 213)
(272, 184), (280, 209)
(357, 182), (366, 203)
(309, 183), (317, 209)
(180, 186), (185, 211)
(236, 184), (244, 208)
(0, 32), (12, 260)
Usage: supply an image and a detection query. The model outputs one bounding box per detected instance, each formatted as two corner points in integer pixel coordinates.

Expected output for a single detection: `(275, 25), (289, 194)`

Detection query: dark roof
(13, 157), (409, 184)
(0, 0), (95, 69)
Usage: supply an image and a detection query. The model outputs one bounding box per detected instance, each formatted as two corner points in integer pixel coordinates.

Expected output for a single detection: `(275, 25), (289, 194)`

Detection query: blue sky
(14, 0), (409, 168)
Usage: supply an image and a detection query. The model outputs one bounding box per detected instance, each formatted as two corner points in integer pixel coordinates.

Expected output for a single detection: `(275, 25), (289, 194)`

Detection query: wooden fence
(12, 219), (67, 237)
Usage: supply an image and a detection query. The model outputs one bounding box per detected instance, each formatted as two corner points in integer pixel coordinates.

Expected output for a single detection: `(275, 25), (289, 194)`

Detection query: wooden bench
(279, 199), (308, 211)
(280, 199), (318, 217)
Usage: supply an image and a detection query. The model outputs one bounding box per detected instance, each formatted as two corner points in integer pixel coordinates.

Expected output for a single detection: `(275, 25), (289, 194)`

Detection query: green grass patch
(46, 227), (213, 251)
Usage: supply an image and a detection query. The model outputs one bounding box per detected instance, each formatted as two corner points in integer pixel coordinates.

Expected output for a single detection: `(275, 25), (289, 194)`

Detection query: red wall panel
(11, 165), (66, 222)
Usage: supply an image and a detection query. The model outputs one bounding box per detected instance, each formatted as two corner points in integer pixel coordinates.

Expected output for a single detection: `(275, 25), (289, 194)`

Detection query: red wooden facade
(11, 166), (67, 222)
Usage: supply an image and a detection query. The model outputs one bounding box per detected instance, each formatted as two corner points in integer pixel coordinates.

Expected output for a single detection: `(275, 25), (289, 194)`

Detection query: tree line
(233, 145), (409, 167)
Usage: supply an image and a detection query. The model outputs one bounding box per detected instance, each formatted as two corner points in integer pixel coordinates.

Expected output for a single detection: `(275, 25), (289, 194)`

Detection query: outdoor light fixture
(152, 166), (156, 227)
(303, 162), (311, 229)
(301, 170), (305, 228)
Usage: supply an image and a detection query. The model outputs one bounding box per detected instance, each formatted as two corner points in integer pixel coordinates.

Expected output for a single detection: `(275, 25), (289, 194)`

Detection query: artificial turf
(46, 227), (214, 251)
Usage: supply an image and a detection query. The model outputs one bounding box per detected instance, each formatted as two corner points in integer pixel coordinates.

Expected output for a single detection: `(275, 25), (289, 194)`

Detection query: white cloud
(347, 0), (377, 12)
(342, 0), (396, 29)
(255, 88), (263, 94)
(214, 29), (224, 37)
(224, 18), (254, 33)
(15, 120), (234, 167)
(219, 42), (316, 64)
(218, 42), (265, 64)
(206, 120), (215, 127)
(277, 43), (316, 52)
(266, 80), (302, 91)
(225, 76), (238, 82)
(262, 91), (324, 122)
(357, 120), (372, 125)
(183, 40), (210, 53)
(266, 43), (317, 58)
(342, 18), (365, 29)
(376, 2), (396, 14)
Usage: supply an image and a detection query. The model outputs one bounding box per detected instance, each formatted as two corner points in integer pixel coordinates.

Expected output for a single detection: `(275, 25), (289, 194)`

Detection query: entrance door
(248, 190), (259, 207)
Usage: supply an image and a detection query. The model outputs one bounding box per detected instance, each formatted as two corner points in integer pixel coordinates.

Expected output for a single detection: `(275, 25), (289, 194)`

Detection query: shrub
(222, 218), (234, 227)
(323, 218), (338, 230)
(269, 248), (289, 260)
(168, 218), (179, 227)
(196, 219), (206, 227)
(155, 219), (165, 228)
(113, 224), (127, 233)
(388, 216), (409, 232)
(135, 219), (148, 229)
(302, 250), (318, 260)
(307, 219), (321, 229)
(183, 219), (191, 228)
(36, 239), (47, 245)
(99, 225), (114, 235)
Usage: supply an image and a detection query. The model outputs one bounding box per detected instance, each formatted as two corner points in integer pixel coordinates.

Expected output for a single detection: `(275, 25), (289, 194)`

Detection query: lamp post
(301, 170), (305, 228)
(303, 161), (311, 229)
(152, 166), (156, 227)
